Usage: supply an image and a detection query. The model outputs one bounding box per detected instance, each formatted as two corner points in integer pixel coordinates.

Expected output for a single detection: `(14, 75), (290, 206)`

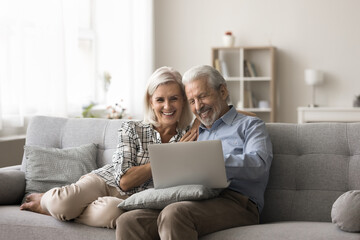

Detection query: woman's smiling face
(150, 82), (184, 128)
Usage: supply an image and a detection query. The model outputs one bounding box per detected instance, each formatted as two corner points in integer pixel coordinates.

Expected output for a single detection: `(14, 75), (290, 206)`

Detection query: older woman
(20, 66), (198, 229)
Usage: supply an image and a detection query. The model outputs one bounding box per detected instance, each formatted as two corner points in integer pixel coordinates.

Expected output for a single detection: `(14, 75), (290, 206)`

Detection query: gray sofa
(1, 115), (359, 240)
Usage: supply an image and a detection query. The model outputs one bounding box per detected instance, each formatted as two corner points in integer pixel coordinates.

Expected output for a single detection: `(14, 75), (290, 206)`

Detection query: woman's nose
(164, 100), (171, 109)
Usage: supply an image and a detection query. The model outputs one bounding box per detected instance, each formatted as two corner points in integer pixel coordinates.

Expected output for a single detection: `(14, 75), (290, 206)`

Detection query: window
(0, 0), (154, 136)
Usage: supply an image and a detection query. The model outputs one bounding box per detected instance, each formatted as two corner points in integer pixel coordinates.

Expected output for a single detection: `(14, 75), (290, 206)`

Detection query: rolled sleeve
(112, 122), (138, 187)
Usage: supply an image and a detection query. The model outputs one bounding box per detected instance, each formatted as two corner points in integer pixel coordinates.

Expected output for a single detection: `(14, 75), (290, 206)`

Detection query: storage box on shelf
(212, 46), (276, 122)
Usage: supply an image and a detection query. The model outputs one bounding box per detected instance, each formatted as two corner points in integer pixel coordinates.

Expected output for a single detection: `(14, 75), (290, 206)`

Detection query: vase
(222, 35), (235, 47)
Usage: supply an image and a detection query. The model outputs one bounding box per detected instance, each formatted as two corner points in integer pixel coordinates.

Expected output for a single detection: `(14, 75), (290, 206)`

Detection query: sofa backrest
(261, 123), (360, 223)
(21, 116), (125, 172)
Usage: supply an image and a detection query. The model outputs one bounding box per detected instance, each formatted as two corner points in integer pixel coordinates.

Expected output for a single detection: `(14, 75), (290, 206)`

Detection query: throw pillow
(118, 185), (223, 210)
(331, 190), (360, 232)
(24, 143), (98, 197)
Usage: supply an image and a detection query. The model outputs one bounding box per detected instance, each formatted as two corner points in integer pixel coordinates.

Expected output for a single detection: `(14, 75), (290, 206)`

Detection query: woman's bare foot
(20, 193), (50, 215)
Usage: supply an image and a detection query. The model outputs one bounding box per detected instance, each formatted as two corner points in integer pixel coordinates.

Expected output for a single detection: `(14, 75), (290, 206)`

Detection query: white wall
(154, 0), (360, 123)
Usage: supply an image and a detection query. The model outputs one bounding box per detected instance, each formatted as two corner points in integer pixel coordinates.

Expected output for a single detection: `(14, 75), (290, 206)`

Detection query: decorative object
(236, 100), (242, 109)
(106, 100), (127, 119)
(102, 71), (112, 92)
(353, 95), (360, 107)
(258, 100), (270, 109)
(305, 69), (324, 107)
(222, 31), (235, 47)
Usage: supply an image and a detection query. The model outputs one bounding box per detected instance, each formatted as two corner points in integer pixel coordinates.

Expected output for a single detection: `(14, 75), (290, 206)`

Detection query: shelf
(239, 108), (272, 112)
(243, 77), (271, 81)
(225, 77), (271, 82)
(212, 46), (275, 122)
(225, 77), (241, 81)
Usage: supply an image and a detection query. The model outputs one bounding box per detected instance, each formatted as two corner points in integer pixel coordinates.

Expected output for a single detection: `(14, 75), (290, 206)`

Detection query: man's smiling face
(185, 77), (228, 128)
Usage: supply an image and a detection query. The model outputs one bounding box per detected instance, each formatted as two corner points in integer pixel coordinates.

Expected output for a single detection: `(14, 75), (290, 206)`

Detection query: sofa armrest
(0, 166), (25, 205)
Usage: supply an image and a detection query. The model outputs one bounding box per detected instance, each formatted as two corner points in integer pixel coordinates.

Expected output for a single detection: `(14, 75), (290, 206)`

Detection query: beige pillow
(331, 190), (360, 232)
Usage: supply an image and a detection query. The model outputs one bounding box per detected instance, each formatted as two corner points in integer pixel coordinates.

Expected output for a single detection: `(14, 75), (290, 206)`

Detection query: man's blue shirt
(198, 106), (273, 213)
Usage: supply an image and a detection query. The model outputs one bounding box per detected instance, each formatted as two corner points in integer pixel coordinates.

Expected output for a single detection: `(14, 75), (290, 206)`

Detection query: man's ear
(219, 84), (229, 101)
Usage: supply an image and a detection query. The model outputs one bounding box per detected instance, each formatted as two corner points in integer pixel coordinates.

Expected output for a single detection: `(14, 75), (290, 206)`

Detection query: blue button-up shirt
(198, 106), (273, 213)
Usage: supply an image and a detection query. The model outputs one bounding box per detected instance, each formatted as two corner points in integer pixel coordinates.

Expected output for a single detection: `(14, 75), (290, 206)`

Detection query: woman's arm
(119, 163), (152, 192)
(112, 122), (152, 193)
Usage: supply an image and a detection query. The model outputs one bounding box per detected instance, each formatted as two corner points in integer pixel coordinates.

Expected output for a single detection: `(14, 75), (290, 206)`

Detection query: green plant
(82, 102), (98, 118)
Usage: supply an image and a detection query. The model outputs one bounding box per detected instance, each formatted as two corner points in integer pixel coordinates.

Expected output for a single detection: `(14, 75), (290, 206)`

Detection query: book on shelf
(215, 59), (229, 78)
(250, 62), (257, 77)
(243, 60), (251, 77)
(215, 59), (221, 73)
(244, 60), (257, 77)
(220, 60), (229, 78)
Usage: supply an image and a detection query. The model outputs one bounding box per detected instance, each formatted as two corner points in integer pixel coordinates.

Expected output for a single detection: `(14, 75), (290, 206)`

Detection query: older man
(158, 65), (273, 239)
(116, 65), (273, 240)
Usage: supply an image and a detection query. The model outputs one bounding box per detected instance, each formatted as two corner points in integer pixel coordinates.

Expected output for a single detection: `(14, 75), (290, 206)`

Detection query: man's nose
(194, 99), (202, 111)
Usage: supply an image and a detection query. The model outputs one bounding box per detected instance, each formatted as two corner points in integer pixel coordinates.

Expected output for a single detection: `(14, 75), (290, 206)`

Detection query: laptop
(148, 140), (229, 189)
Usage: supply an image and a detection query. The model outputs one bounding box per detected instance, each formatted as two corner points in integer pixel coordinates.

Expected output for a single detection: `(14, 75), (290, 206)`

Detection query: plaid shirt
(93, 120), (188, 196)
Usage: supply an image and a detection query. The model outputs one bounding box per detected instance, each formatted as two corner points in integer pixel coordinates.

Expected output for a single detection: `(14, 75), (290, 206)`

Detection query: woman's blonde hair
(143, 66), (193, 130)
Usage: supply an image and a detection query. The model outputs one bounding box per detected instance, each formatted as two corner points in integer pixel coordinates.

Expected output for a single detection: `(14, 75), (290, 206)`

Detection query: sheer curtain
(96, 0), (154, 120)
(0, 0), (76, 131)
(0, 0), (154, 133)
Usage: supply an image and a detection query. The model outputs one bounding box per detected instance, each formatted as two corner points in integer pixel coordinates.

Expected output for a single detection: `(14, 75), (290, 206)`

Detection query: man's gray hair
(143, 66), (193, 130)
(182, 65), (230, 101)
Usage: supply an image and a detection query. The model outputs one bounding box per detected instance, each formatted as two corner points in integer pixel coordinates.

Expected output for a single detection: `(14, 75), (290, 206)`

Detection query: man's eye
(170, 97), (178, 101)
(199, 95), (206, 100)
(189, 100), (195, 105)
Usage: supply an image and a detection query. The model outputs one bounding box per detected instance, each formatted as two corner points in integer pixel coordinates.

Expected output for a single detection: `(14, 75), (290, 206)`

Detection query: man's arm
(224, 119), (273, 181)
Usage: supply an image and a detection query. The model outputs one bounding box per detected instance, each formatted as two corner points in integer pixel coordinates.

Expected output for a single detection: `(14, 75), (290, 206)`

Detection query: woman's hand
(180, 118), (201, 142)
(180, 129), (198, 142)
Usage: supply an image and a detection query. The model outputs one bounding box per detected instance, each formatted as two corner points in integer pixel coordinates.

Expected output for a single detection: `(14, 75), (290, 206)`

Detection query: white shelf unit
(212, 46), (276, 122)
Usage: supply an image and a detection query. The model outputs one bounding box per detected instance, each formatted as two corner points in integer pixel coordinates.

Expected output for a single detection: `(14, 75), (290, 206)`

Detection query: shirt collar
(150, 123), (185, 143)
(199, 105), (236, 132)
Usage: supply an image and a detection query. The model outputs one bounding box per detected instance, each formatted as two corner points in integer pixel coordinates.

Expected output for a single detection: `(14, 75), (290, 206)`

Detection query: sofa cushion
(118, 185), (222, 210)
(0, 206), (114, 240)
(331, 190), (360, 232)
(199, 222), (360, 240)
(24, 143), (98, 198)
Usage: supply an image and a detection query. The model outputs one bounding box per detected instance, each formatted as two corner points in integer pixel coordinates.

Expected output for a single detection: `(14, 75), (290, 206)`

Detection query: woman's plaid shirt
(92, 120), (188, 196)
